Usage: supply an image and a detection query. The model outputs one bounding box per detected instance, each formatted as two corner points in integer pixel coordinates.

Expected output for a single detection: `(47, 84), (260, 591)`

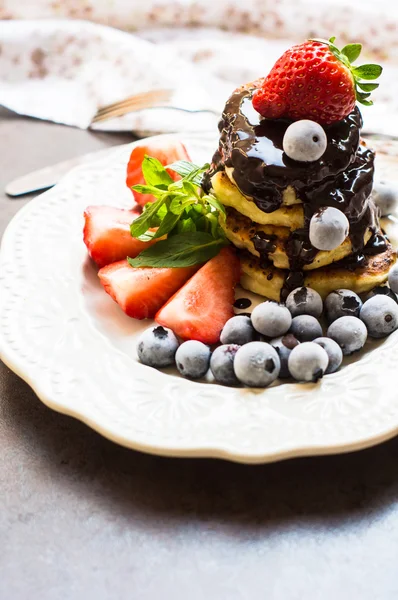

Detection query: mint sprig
(128, 157), (228, 267)
(128, 232), (227, 268)
(311, 36), (382, 106)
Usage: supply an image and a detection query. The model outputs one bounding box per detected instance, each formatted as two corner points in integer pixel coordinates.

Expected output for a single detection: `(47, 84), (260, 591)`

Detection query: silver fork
(90, 87), (220, 125)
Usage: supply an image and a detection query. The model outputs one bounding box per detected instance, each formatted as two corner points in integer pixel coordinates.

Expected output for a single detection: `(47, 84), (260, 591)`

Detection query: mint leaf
(141, 156), (174, 187)
(132, 183), (165, 198)
(151, 209), (181, 239)
(353, 64), (382, 80)
(205, 193), (226, 215)
(177, 218), (196, 234)
(167, 160), (209, 186)
(341, 43), (362, 63)
(127, 232), (227, 267)
(130, 196), (166, 238)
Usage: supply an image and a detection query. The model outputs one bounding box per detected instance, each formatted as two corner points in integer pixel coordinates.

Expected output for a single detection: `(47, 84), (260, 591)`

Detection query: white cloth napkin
(0, 1), (398, 136)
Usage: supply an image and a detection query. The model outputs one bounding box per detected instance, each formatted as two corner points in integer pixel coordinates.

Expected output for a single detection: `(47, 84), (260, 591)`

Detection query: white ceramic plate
(1, 133), (398, 464)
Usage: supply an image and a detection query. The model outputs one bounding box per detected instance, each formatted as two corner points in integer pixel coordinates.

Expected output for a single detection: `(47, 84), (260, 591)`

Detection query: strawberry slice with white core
(98, 260), (199, 320)
(155, 247), (241, 344)
(83, 205), (156, 268)
(126, 139), (191, 206)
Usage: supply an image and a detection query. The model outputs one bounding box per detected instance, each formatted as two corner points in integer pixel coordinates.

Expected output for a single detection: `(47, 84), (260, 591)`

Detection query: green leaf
(329, 36), (336, 44)
(151, 210), (181, 239)
(204, 194), (226, 215)
(127, 232), (228, 268)
(130, 196), (166, 238)
(356, 91), (371, 101)
(341, 43), (362, 63)
(356, 82), (379, 92)
(131, 183), (164, 198)
(353, 64), (383, 80)
(169, 195), (196, 215)
(357, 97), (373, 107)
(167, 160), (209, 186)
(177, 218), (196, 234)
(141, 156), (174, 187)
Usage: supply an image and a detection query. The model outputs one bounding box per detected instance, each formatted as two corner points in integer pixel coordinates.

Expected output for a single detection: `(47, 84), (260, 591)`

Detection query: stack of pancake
(204, 83), (396, 302)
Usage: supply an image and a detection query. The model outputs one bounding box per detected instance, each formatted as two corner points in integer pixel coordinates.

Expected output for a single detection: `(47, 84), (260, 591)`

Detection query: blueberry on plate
(285, 286), (323, 318)
(288, 342), (329, 382)
(220, 315), (256, 345)
(313, 337), (343, 374)
(388, 264), (398, 296)
(210, 344), (240, 386)
(282, 120), (327, 162)
(175, 340), (211, 379)
(251, 301), (292, 338)
(364, 285), (398, 304)
(371, 180), (398, 216)
(234, 342), (280, 388)
(360, 295), (398, 338)
(289, 315), (322, 342)
(325, 289), (363, 323)
(137, 325), (179, 368)
(270, 334), (300, 378)
(309, 206), (349, 251)
(327, 316), (367, 355)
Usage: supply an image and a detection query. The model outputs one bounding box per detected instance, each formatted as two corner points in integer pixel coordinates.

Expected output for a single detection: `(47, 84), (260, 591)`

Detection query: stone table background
(1, 107), (398, 600)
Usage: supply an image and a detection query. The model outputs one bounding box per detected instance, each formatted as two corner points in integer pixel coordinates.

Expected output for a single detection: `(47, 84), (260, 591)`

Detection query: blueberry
(210, 344), (240, 386)
(388, 265), (398, 295)
(364, 285), (398, 304)
(251, 301), (292, 338)
(313, 337), (343, 374)
(234, 342), (280, 387)
(289, 315), (322, 342)
(360, 295), (398, 338)
(371, 181), (398, 216)
(325, 289), (363, 323)
(175, 340), (211, 379)
(327, 316), (367, 355)
(288, 342), (329, 382)
(270, 334), (300, 378)
(220, 315), (256, 345)
(283, 120), (327, 162)
(309, 206), (349, 251)
(137, 325), (179, 367)
(285, 286), (323, 318)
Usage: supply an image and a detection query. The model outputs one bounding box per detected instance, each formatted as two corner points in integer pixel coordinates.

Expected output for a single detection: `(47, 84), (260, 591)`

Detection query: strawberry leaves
(129, 157), (228, 267)
(312, 36), (382, 107)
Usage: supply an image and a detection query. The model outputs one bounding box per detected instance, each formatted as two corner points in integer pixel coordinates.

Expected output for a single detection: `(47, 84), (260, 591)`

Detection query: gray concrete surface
(1, 107), (398, 600)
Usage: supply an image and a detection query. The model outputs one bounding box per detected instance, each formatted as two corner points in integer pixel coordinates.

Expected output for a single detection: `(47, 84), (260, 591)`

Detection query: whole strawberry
(252, 37), (382, 125)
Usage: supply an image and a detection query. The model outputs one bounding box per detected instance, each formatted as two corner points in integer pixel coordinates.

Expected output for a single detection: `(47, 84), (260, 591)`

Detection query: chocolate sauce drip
(364, 232), (388, 255)
(252, 231), (277, 257)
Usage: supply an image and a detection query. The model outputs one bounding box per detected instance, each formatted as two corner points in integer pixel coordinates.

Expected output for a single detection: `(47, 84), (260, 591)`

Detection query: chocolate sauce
(364, 232), (388, 255)
(252, 231), (277, 256)
(233, 297), (252, 309)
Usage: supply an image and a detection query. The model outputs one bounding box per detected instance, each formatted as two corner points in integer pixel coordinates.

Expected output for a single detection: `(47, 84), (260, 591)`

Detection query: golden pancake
(221, 207), (373, 271)
(212, 171), (304, 230)
(239, 246), (396, 301)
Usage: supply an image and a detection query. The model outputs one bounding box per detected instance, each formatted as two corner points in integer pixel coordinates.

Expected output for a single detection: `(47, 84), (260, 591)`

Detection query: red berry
(83, 205), (156, 268)
(252, 40), (356, 125)
(126, 139), (190, 206)
(98, 260), (199, 320)
(155, 247), (241, 344)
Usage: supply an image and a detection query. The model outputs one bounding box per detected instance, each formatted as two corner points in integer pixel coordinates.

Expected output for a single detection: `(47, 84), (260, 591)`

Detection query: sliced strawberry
(83, 205), (156, 268)
(126, 139), (191, 206)
(98, 260), (199, 320)
(155, 247), (241, 344)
